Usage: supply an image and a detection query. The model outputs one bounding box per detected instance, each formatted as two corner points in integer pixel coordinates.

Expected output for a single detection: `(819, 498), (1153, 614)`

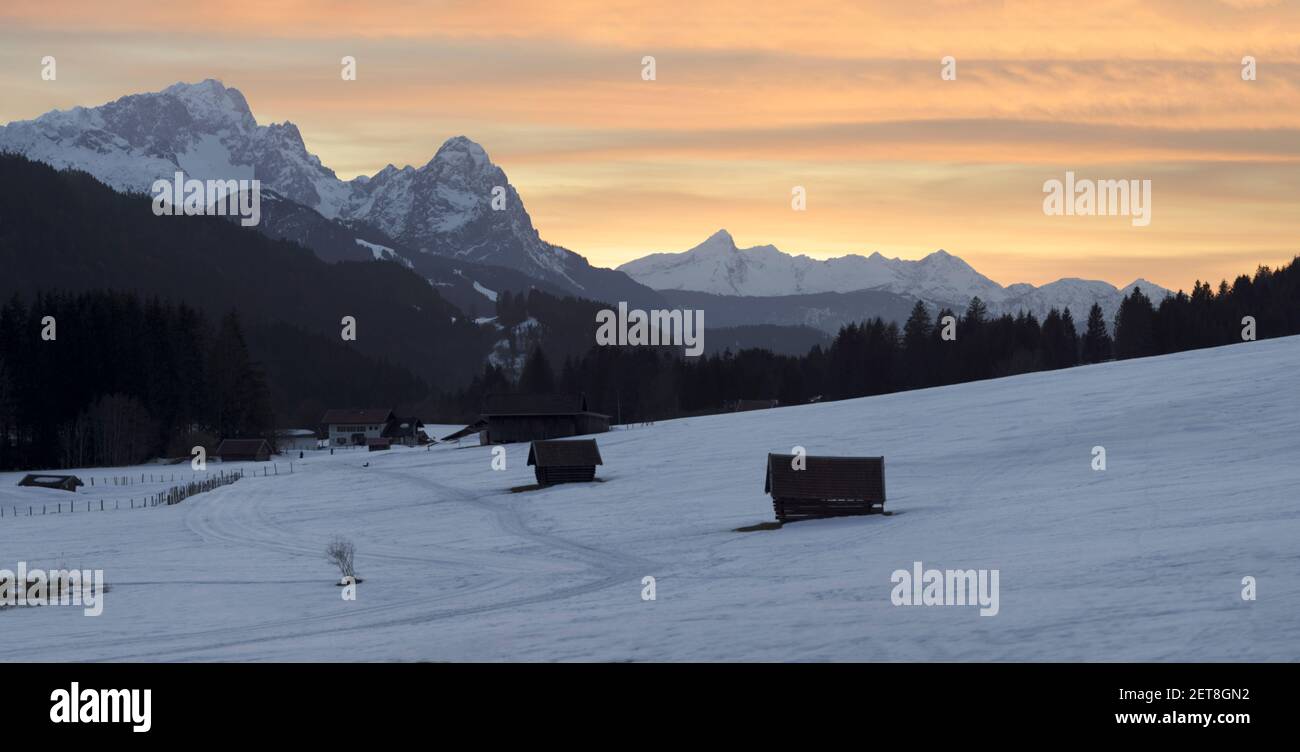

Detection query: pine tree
(1080, 302), (1112, 363)
(1060, 308), (1080, 367)
(1113, 287), (1156, 359)
(518, 347), (556, 394)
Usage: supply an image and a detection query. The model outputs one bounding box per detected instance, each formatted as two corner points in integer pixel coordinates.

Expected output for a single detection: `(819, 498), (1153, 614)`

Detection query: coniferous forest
(0, 292), (274, 470)
(440, 261), (1300, 425)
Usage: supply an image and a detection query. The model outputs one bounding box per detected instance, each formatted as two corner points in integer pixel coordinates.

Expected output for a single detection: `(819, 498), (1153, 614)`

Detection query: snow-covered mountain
(0, 79), (658, 305)
(619, 229), (1170, 325)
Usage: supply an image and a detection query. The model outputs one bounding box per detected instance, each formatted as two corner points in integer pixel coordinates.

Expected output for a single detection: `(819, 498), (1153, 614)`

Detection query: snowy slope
(619, 229), (1170, 325)
(1, 337), (1297, 661)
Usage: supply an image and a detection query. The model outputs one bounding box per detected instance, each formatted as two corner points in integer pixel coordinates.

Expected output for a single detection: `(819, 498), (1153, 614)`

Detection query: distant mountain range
(619, 230), (1169, 330)
(0, 79), (662, 308)
(1, 79), (1170, 338)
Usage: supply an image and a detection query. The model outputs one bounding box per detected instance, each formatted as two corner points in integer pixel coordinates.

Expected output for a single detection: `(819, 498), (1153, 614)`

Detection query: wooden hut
(17, 474), (84, 492)
(367, 438), (392, 452)
(215, 438), (273, 462)
(481, 393), (609, 444)
(527, 439), (603, 485)
(765, 453), (886, 521)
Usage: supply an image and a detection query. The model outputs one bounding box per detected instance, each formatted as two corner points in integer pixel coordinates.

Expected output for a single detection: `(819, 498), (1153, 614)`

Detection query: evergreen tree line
(443, 260), (1299, 425)
(0, 291), (275, 470)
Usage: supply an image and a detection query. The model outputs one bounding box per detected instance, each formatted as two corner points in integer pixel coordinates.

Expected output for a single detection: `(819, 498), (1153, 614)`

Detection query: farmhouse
(480, 393), (610, 444)
(765, 453), (887, 521)
(527, 439), (603, 485)
(215, 439), (273, 463)
(321, 409), (397, 446)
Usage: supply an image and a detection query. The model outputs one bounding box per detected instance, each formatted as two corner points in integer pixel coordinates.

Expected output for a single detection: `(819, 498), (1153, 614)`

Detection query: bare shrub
(325, 535), (357, 581)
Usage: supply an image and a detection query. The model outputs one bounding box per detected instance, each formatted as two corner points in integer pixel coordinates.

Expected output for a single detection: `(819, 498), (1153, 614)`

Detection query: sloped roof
(482, 393), (590, 416)
(441, 419), (487, 441)
(527, 439), (603, 467)
(320, 409), (395, 425)
(216, 439), (272, 454)
(765, 454), (885, 501)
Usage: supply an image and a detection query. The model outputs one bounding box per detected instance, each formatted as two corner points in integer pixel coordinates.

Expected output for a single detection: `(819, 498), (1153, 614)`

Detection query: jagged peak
(430, 135), (491, 169)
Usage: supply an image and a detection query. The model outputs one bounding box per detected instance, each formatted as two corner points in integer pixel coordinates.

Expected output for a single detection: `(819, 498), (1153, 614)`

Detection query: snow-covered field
(2, 337), (1297, 661)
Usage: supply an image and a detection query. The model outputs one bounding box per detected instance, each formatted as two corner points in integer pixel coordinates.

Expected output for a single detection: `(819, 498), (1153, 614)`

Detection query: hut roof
(320, 408), (395, 425)
(765, 453), (885, 501)
(482, 393), (595, 417)
(216, 439), (272, 455)
(441, 419), (487, 442)
(18, 474), (83, 490)
(527, 439), (604, 468)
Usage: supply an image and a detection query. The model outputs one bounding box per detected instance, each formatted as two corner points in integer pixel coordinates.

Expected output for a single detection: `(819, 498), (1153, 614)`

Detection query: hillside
(0, 155), (493, 398)
(1, 336), (1295, 660)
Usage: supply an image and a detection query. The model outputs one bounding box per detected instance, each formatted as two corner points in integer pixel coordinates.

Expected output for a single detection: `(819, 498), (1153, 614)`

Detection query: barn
(215, 438), (273, 462)
(480, 393), (609, 444)
(527, 439), (603, 485)
(765, 453), (887, 521)
(17, 474), (84, 492)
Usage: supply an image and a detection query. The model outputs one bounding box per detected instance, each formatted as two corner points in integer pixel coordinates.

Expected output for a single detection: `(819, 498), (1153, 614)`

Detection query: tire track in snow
(72, 456), (660, 661)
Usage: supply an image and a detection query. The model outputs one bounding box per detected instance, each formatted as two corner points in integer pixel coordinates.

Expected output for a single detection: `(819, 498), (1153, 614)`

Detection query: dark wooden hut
(527, 439), (603, 485)
(765, 453), (886, 521)
(215, 438), (273, 462)
(17, 474), (84, 492)
(481, 393), (609, 444)
(367, 438), (392, 452)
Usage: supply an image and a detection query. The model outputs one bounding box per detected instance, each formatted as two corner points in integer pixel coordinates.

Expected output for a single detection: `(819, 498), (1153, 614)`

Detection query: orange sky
(2, 0), (1298, 290)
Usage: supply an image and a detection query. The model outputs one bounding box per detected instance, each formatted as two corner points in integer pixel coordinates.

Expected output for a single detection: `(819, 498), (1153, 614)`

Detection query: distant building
(367, 438), (392, 452)
(480, 393), (610, 444)
(383, 417), (426, 447)
(275, 429), (319, 452)
(441, 419), (487, 443)
(18, 474), (83, 492)
(321, 409), (397, 446)
(215, 439), (273, 462)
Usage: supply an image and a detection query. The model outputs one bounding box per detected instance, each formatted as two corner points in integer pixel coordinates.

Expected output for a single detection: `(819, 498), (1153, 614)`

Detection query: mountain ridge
(0, 79), (662, 308)
(619, 229), (1171, 327)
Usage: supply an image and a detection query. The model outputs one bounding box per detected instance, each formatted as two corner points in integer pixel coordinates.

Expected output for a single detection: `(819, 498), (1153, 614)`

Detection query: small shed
(17, 474), (84, 492)
(765, 453), (886, 521)
(215, 438), (273, 462)
(367, 438), (392, 452)
(527, 439), (603, 485)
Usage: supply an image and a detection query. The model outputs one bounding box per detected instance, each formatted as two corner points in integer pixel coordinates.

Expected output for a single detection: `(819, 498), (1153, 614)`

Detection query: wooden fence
(2, 469), (247, 519)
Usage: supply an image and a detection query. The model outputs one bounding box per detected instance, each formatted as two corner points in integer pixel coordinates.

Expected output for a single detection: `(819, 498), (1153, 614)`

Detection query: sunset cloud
(1, 0), (1297, 290)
